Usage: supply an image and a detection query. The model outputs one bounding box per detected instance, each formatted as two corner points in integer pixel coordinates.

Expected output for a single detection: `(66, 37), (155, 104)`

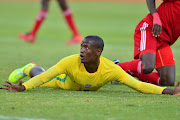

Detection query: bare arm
(146, 0), (157, 14)
(162, 88), (174, 95)
(146, 0), (162, 37)
(117, 69), (180, 95)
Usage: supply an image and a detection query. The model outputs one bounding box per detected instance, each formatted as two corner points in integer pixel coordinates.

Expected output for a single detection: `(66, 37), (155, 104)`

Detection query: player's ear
(96, 48), (102, 56)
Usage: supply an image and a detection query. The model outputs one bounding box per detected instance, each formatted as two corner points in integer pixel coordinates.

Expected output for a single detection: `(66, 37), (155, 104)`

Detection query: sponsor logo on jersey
(84, 84), (92, 88)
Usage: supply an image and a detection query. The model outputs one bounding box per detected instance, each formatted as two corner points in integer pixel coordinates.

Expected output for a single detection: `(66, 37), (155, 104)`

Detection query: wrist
(21, 85), (26, 92)
(162, 88), (174, 95)
(152, 12), (162, 26)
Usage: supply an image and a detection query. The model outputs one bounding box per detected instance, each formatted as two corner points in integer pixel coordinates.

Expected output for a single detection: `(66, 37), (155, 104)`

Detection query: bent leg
(134, 21), (157, 74)
(117, 52), (156, 74)
(132, 72), (161, 86)
(155, 45), (175, 86)
(156, 65), (175, 86)
(140, 52), (156, 74)
(29, 67), (45, 78)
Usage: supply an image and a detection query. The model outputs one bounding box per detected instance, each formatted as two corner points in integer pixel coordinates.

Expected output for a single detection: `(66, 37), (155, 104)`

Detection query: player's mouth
(80, 54), (84, 60)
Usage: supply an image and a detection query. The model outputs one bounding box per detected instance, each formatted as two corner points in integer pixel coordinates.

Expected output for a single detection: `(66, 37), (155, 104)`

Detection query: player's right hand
(152, 12), (162, 37)
(173, 80), (180, 95)
(0, 80), (25, 92)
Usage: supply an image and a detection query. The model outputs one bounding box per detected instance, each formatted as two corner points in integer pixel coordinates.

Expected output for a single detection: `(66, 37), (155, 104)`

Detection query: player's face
(80, 39), (99, 63)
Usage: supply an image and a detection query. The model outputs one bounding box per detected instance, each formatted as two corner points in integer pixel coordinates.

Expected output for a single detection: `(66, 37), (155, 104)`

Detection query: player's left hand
(0, 80), (25, 92)
(152, 12), (162, 37)
(173, 80), (180, 95)
(152, 24), (162, 37)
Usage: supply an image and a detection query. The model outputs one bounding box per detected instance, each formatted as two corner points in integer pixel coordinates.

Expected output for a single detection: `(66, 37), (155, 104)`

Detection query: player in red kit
(18, 0), (83, 45)
(113, 0), (180, 86)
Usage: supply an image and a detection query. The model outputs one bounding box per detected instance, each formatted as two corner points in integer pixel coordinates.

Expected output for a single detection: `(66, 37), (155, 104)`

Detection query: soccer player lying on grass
(1, 36), (180, 95)
(112, 0), (180, 86)
(18, 0), (83, 45)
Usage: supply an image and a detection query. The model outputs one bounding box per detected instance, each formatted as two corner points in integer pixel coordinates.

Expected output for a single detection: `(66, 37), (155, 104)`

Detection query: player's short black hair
(84, 35), (104, 51)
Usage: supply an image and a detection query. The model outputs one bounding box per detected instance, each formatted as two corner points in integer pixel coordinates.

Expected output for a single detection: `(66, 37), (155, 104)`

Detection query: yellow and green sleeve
(117, 72), (166, 94)
(23, 66), (59, 91)
(22, 55), (76, 91)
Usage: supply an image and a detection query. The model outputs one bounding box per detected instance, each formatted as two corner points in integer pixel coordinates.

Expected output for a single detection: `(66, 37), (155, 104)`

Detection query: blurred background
(0, 0), (180, 120)
(0, 0), (179, 80)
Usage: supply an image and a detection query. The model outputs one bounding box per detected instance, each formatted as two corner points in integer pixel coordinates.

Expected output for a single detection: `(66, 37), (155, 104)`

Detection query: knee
(30, 67), (45, 78)
(140, 53), (156, 74)
(142, 66), (154, 74)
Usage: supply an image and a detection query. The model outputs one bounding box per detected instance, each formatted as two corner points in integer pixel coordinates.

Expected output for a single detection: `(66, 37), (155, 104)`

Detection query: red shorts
(134, 21), (175, 69)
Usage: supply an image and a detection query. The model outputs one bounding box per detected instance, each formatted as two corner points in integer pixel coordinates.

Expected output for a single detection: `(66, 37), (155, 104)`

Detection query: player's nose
(80, 48), (84, 53)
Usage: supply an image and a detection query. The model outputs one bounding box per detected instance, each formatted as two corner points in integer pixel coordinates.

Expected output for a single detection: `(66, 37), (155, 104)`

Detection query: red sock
(63, 8), (79, 36)
(117, 60), (143, 74)
(132, 72), (161, 86)
(31, 9), (48, 36)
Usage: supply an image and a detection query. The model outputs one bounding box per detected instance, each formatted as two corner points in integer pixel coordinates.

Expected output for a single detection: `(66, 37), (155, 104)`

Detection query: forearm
(121, 74), (166, 94)
(162, 88), (174, 95)
(23, 66), (59, 90)
(22, 85), (26, 91)
(146, 0), (157, 14)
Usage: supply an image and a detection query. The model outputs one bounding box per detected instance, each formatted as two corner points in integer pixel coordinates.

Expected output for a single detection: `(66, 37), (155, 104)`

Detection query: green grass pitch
(0, 1), (180, 120)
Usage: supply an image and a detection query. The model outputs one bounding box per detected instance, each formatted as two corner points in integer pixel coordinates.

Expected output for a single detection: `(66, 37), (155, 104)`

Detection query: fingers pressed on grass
(2, 84), (10, 88)
(1, 87), (9, 90)
(5, 80), (12, 85)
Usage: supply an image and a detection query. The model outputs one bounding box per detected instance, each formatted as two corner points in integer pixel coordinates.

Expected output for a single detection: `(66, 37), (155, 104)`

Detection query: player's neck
(84, 59), (100, 73)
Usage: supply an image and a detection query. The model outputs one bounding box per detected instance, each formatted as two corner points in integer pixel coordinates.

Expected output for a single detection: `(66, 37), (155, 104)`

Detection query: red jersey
(142, 0), (180, 45)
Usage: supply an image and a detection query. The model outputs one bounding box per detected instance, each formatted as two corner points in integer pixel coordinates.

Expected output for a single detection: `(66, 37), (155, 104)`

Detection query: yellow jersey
(23, 54), (166, 94)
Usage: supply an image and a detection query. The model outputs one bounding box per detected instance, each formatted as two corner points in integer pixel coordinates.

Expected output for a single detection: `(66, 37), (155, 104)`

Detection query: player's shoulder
(100, 56), (112, 63)
(100, 56), (120, 69)
(100, 57), (124, 78)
